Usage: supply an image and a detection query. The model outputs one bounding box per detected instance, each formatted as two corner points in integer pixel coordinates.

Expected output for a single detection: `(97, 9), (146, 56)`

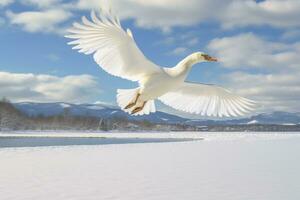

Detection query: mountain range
(13, 102), (300, 126)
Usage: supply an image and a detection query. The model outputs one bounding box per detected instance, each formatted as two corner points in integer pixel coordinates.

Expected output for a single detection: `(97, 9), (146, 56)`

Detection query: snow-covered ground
(0, 132), (300, 200)
(1, 131), (300, 140)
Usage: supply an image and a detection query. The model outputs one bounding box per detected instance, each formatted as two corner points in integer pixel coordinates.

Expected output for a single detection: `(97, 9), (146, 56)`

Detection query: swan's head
(179, 52), (218, 69)
(195, 52), (218, 62)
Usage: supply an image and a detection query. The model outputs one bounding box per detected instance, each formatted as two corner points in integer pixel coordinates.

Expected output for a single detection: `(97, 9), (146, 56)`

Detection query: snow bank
(1, 131), (300, 141)
(0, 134), (300, 200)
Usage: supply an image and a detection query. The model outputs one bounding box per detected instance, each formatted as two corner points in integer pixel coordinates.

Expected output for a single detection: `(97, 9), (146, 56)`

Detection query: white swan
(65, 10), (256, 117)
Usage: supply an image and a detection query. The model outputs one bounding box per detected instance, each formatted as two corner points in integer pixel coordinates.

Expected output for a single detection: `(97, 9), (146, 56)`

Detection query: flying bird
(65, 10), (256, 117)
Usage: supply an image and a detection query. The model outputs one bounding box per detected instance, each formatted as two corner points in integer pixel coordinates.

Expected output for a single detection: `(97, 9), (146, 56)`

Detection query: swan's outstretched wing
(65, 11), (161, 81)
(159, 81), (257, 117)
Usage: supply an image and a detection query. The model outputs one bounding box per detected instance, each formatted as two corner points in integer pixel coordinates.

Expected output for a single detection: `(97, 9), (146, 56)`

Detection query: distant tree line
(0, 97), (30, 130)
(203, 124), (300, 132)
(1, 98), (299, 132)
(0, 98), (198, 131)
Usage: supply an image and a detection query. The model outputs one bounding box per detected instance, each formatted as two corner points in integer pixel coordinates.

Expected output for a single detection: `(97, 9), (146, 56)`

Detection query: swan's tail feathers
(116, 88), (156, 116)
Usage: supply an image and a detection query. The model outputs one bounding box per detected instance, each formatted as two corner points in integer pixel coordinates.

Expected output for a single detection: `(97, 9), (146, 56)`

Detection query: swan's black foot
(125, 102), (135, 109)
(131, 107), (143, 114)
(131, 102), (146, 115)
(125, 93), (141, 109)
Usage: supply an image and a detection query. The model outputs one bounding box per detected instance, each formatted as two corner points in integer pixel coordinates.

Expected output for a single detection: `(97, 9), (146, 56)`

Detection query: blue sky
(0, 0), (300, 117)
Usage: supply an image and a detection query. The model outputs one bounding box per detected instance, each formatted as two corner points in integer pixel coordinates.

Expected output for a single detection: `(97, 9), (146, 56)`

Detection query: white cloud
(169, 47), (188, 56)
(155, 36), (175, 46)
(206, 32), (300, 112)
(221, 0), (300, 29)
(0, 71), (101, 103)
(4, 0), (300, 34)
(156, 30), (199, 52)
(21, 0), (61, 8)
(0, 0), (13, 7)
(1, 0), (299, 113)
(187, 37), (199, 47)
(207, 33), (300, 70)
(221, 71), (300, 112)
(73, 0), (300, 31)
(74, 0), (232, 31)
(5, 9), (71, 34)
(46, 53), (60, 62)
(156, 31), (199, 56)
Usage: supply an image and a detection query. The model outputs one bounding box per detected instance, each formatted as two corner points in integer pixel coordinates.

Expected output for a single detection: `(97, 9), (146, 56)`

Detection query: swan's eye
(202, 54), (210, 60)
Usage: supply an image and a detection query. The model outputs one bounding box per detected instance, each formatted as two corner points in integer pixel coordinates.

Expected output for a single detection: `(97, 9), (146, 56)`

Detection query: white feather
(159, 82), (257, 117)
(65, 10), (161, 82)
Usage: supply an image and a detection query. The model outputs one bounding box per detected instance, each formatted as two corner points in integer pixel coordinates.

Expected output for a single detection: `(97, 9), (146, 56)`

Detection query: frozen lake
(0, 132), (300, 200)
(0, 136), (197, 148)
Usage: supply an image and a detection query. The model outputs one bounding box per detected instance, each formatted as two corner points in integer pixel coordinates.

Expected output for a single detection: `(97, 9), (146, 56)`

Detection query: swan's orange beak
(203, 54), (218, 62)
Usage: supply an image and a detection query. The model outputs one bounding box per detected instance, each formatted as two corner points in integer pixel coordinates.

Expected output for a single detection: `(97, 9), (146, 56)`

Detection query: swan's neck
(169, 53), (203, 78)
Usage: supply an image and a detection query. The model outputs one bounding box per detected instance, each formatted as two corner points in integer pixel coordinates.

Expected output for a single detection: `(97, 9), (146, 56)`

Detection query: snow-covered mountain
(234, 111), (300, 125)
(13, 102), (187, 124)
(13, 102), (300, 125)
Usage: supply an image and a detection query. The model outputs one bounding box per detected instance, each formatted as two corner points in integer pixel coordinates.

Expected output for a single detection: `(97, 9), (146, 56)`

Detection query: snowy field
(0, 132), (300, 200)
